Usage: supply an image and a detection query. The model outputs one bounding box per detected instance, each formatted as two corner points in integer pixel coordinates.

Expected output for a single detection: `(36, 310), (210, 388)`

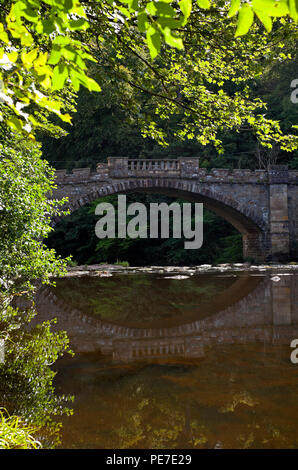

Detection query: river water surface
(33, 267), (298, 449)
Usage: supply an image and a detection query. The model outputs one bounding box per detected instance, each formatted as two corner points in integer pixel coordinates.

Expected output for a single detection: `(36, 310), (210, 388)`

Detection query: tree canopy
(0, 0), (297, 151)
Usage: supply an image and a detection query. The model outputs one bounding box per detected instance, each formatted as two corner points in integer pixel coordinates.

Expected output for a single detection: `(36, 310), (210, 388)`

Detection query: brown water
(34, 269), (298, 449)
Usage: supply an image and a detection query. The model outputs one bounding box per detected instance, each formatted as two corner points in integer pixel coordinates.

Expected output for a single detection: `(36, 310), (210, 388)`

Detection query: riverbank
(64, 262), (298, 278)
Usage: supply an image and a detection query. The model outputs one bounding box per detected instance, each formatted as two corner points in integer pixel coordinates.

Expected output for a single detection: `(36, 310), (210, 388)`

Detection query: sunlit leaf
(162, 26), (184, 49)
(179, 0), (192, 19)
(146, 26), (162, 59)
(288, 0), (298, 19)
(7, 51), (18, 63)
(21, 49), (38, 69)
(6, 116), (23, 132)
(252, 0), (289, 17)
(48, 46), (62, 66)
(52, 64), (69, 90)
(34, 51), (48, 68)
(197, 0), (210, 9)
(227, 0), (241, 17)
(235, 4), (254, 36)
(254, 8), (273, 31)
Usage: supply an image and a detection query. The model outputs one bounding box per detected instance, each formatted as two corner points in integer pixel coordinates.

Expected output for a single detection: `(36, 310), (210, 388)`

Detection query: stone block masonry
(50, 158), (298, 262)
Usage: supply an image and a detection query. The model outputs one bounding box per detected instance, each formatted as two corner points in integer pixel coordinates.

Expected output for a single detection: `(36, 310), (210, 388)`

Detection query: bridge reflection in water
(33, 271), (298, 363)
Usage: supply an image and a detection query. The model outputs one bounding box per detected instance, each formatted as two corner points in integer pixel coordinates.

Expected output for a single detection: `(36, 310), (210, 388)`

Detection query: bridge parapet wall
(54, 160), (297, 185)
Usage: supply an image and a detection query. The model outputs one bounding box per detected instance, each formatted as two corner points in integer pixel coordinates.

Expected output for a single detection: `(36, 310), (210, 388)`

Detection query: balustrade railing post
(108, 157), (128, 177)
(179, 157), (200, 178)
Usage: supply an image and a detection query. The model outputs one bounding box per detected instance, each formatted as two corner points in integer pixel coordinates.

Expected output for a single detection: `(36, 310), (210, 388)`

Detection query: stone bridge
(51, 158), (298, 262)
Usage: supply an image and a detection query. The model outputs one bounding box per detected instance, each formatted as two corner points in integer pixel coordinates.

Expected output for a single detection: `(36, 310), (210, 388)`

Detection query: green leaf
(64, 0), (74, 11)
(48, 46), (62, 65)
(158, 17), (184, 28)
(83, 76), (101, 92)
(61, 45), (76, 61)
(146, 26), (162, 59)
(162, 26), (184, 49)
(137, 11), (149, 32)
(69, 18), (89, 30)
(0, 30), (9, 43)
(235, 4), (254, 36)
(253, 8), (273, 31)
(69, 68), (101, 92)
(52, 36), (71, 46)
(33, 51), (48, 68)
(37, 19), (56, 35)
(197, 0), (210, 9)
(155, 1), (176, 16)
(118, 6), (131, 18)
(227, 0), (241, 17)
(7, 51), (18, 63)
(179, 0), (192, 19)
(21, 48), (38, 69)
(288, 0), (298, 20)
(252, 0), (289, 17)
(22, 5), (39, 22)
(59, 113), (72, 123)
(6, 116), (23, 132)
(72, 3), (87, 18)
(20, 31), (34, 47)
(52, 64), (69, 90)
(146, 2), (157, 15)
(39, 74), (52, 89)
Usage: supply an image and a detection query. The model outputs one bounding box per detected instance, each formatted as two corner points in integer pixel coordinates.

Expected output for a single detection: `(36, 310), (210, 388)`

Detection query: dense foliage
(0, 137), (68, 298)
(1, 0), (298, 448)
(0, 136), (73, 448)
(1, 0), (297, 150)
(0, 304), (73, 448)
(42, 46), (298, 170)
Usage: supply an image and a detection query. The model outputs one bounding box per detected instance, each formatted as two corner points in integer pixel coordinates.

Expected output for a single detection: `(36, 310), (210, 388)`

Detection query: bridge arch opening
(131, 185), (265, 262)
(49, 180), (267, 264)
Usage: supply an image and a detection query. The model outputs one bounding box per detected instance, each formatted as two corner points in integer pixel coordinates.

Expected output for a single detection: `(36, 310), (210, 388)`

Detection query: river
(31, 265), (298, 448)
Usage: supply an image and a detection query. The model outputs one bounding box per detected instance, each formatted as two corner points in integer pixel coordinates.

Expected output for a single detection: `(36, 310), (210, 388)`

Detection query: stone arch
(52, 178), (268, 261)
